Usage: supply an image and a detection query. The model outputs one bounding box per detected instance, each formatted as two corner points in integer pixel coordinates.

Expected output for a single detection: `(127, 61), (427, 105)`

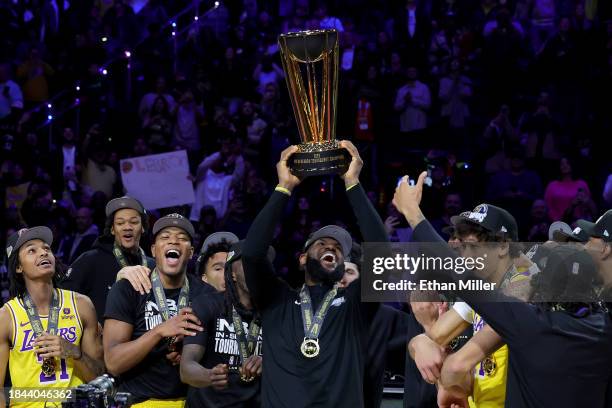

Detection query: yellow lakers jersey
(468, 266), (531, 408)
(5, 289), (84, 408)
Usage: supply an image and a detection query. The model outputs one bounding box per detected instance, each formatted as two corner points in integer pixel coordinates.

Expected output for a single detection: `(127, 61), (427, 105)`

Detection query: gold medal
(483, 356), (497, 376)
(42, 358), (56, 376)
(167, 336), (177, 352)
(300, 338), (320, 358)
(240, 374), (255, 383)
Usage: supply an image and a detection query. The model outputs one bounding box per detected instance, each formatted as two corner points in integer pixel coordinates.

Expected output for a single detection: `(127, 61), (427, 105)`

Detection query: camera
(62, 374), (132, 408)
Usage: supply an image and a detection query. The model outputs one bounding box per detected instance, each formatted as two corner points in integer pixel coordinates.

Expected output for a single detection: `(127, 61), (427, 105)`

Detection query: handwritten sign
(120, 150), (194, 210)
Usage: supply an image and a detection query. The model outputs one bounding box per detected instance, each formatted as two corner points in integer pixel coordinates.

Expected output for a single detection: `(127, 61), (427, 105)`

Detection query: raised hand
(276, 145), (302, 192)
(154, 307), (203, 339)
(338, 140), (363, 187)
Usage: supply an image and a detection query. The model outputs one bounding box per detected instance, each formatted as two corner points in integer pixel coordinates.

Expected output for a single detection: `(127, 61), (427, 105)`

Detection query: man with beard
(181, 240), (274, 407)
(103, 214), (210, 408)
(241, 141), (388, 407)
(62, 196), (155, 322)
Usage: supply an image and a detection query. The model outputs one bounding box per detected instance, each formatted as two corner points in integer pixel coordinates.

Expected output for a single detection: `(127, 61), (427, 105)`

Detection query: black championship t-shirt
(104, 274), (214, 403)
(184, 291), (262, 408)
(258, 281), (368, 408)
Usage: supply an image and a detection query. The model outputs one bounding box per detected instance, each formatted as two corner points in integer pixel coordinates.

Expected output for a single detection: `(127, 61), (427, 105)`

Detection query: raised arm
(242, 146), (301, 305)
(339, 140), (387, 243)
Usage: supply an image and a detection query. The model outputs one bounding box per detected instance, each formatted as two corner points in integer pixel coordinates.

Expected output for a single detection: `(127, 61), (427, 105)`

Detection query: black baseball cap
(6, 226), (53, 259)
(451, 203), (518, 241)
(303, 225), (352, 257)
(225, 240), (276, 265)
(552, 223), (589, 243)
(577, 210), (612, 243)
(534, 244), (598, 302)
(152, 213), (195, 240)
(196, 232), (239, 273)
(105, 196), (145, 217)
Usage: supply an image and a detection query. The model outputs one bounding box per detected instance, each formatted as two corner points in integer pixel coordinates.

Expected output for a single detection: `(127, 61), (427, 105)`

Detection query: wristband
(346, 182), (359, 191)
(275, 186), (291, 196)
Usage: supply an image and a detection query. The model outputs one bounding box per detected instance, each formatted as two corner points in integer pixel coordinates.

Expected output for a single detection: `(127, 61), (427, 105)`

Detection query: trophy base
(288, 142), (351, 177)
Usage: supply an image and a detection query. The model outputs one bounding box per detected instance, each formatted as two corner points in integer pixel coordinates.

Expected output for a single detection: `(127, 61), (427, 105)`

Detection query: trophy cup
(278, 29), (350, 177)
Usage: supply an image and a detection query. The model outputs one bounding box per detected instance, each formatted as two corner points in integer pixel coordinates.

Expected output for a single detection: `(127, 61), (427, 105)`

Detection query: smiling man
(62, 196), (155, 322)
(0, 227), (104, 408)
(103, 214), (211, 408)
(241, 141), (388, 407)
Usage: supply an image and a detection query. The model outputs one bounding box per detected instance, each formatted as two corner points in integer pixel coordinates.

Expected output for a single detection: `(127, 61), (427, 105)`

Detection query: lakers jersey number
(5, 289), (84, 407)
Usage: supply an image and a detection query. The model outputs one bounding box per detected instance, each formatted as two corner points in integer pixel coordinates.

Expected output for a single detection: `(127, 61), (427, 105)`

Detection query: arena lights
(171, 22), (177, 28)
(101, 36), (108, 43)
(75, 98), (80, 104)
(172, 31), (176, 37)
(47, 114), (53, 121)
(75, 85), (80, 91)
(124, 50), (131, 58)
(102, 68), (108, 75)
(214, 1), (220, 7)
(194, 16), (199, 21)
(47, 103), (52, 109)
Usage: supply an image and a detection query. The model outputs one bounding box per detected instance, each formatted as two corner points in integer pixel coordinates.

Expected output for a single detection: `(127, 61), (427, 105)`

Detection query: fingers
(211, 364), (229, 389)
(279, 145), (299, 162)
(183, 312), (202, 327)
(415, 171), (427, 190)
(338, 140), (359, 159)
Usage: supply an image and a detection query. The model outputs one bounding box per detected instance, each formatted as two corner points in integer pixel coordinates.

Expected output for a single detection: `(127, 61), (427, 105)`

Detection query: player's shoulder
(191, 291), (225, 318)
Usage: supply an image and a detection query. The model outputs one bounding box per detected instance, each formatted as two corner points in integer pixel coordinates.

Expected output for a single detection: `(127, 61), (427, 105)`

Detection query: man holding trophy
(241, 29), (388, 407)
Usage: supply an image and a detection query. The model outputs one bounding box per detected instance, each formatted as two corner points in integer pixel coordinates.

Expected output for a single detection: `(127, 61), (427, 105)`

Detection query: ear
(16, 264), (23, 274)
(202, 274), (208, 283)
(603, 243), (612, 261)
(498, 242), (509, 258)
(299, 253), (307, 267)
(189, 246), (194, 258)
(151, 244), (156, 258)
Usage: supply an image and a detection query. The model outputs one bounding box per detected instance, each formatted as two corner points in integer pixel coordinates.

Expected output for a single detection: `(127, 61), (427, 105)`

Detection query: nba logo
(63, 308), (70, 315)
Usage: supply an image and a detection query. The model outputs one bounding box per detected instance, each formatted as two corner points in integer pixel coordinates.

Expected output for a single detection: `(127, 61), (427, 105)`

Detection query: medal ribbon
(150, 268), (190, 322)
(23, 289), (60, 374)
(299, 285), (338, 340)
(113, 241), (148, 269)
(231, 307), (261, 364)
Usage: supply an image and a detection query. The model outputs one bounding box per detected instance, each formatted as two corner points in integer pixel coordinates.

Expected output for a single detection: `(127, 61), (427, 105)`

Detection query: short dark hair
(455, 222), (521, 258)
(199, 241), (233, 276)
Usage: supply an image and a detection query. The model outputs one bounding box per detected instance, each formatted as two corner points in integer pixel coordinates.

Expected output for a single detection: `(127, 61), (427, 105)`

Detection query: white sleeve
(452, 301), (474, 324)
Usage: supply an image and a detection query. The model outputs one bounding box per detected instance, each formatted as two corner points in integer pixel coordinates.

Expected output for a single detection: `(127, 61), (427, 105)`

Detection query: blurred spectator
(483, 105), (519, 175)
(142, 95), (174, 152)
(438, 59), (472, 131)
(234, 100), (268, 162)
(315, 3), (344, 32)
(544, 157), (591, 221)
(51, 127), (82, 195)
(430, 192), (463, 240)
(17, 46), (54, 106)
(173, 89), (203, 157)
(394, 66), (431, 134)
(525, 198), (550, 241)
(252, 55), (284, 95)
(562, 186), (598, 227)
(486, 147), (543, 227)
(56, 206), (99, 264)
(190, 135), (245, 222)
(81, 137), (116, 199)
(138, 76), (176, 121)
(0, 63), (24, 127)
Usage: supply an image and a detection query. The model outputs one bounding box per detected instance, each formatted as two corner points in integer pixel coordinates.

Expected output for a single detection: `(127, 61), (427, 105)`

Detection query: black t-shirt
(184, 291), (262, 408)
(104, 274), (213, 403)
(413, 220), (612, 408)
(256, 280), (368, 408)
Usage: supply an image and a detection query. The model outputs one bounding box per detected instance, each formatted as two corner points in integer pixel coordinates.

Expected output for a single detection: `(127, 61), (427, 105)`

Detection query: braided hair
(223, 258), (259, 323)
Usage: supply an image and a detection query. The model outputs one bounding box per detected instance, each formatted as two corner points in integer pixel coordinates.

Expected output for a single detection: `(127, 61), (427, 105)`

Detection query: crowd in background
(2, 0), (612, 303)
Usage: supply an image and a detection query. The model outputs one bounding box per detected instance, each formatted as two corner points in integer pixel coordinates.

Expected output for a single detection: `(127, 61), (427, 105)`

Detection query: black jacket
(61, 236), (155, 323)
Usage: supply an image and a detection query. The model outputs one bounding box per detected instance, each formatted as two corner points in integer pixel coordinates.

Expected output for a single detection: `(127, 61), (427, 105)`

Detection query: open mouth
(122, 233), (134, 241)
(320, 252), (337, 268)
(165, 249), (181, 267)
(38, 259), (52, 267)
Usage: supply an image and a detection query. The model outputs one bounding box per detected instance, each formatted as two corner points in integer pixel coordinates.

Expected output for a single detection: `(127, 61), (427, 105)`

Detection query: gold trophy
(278, 29), (350, 177)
